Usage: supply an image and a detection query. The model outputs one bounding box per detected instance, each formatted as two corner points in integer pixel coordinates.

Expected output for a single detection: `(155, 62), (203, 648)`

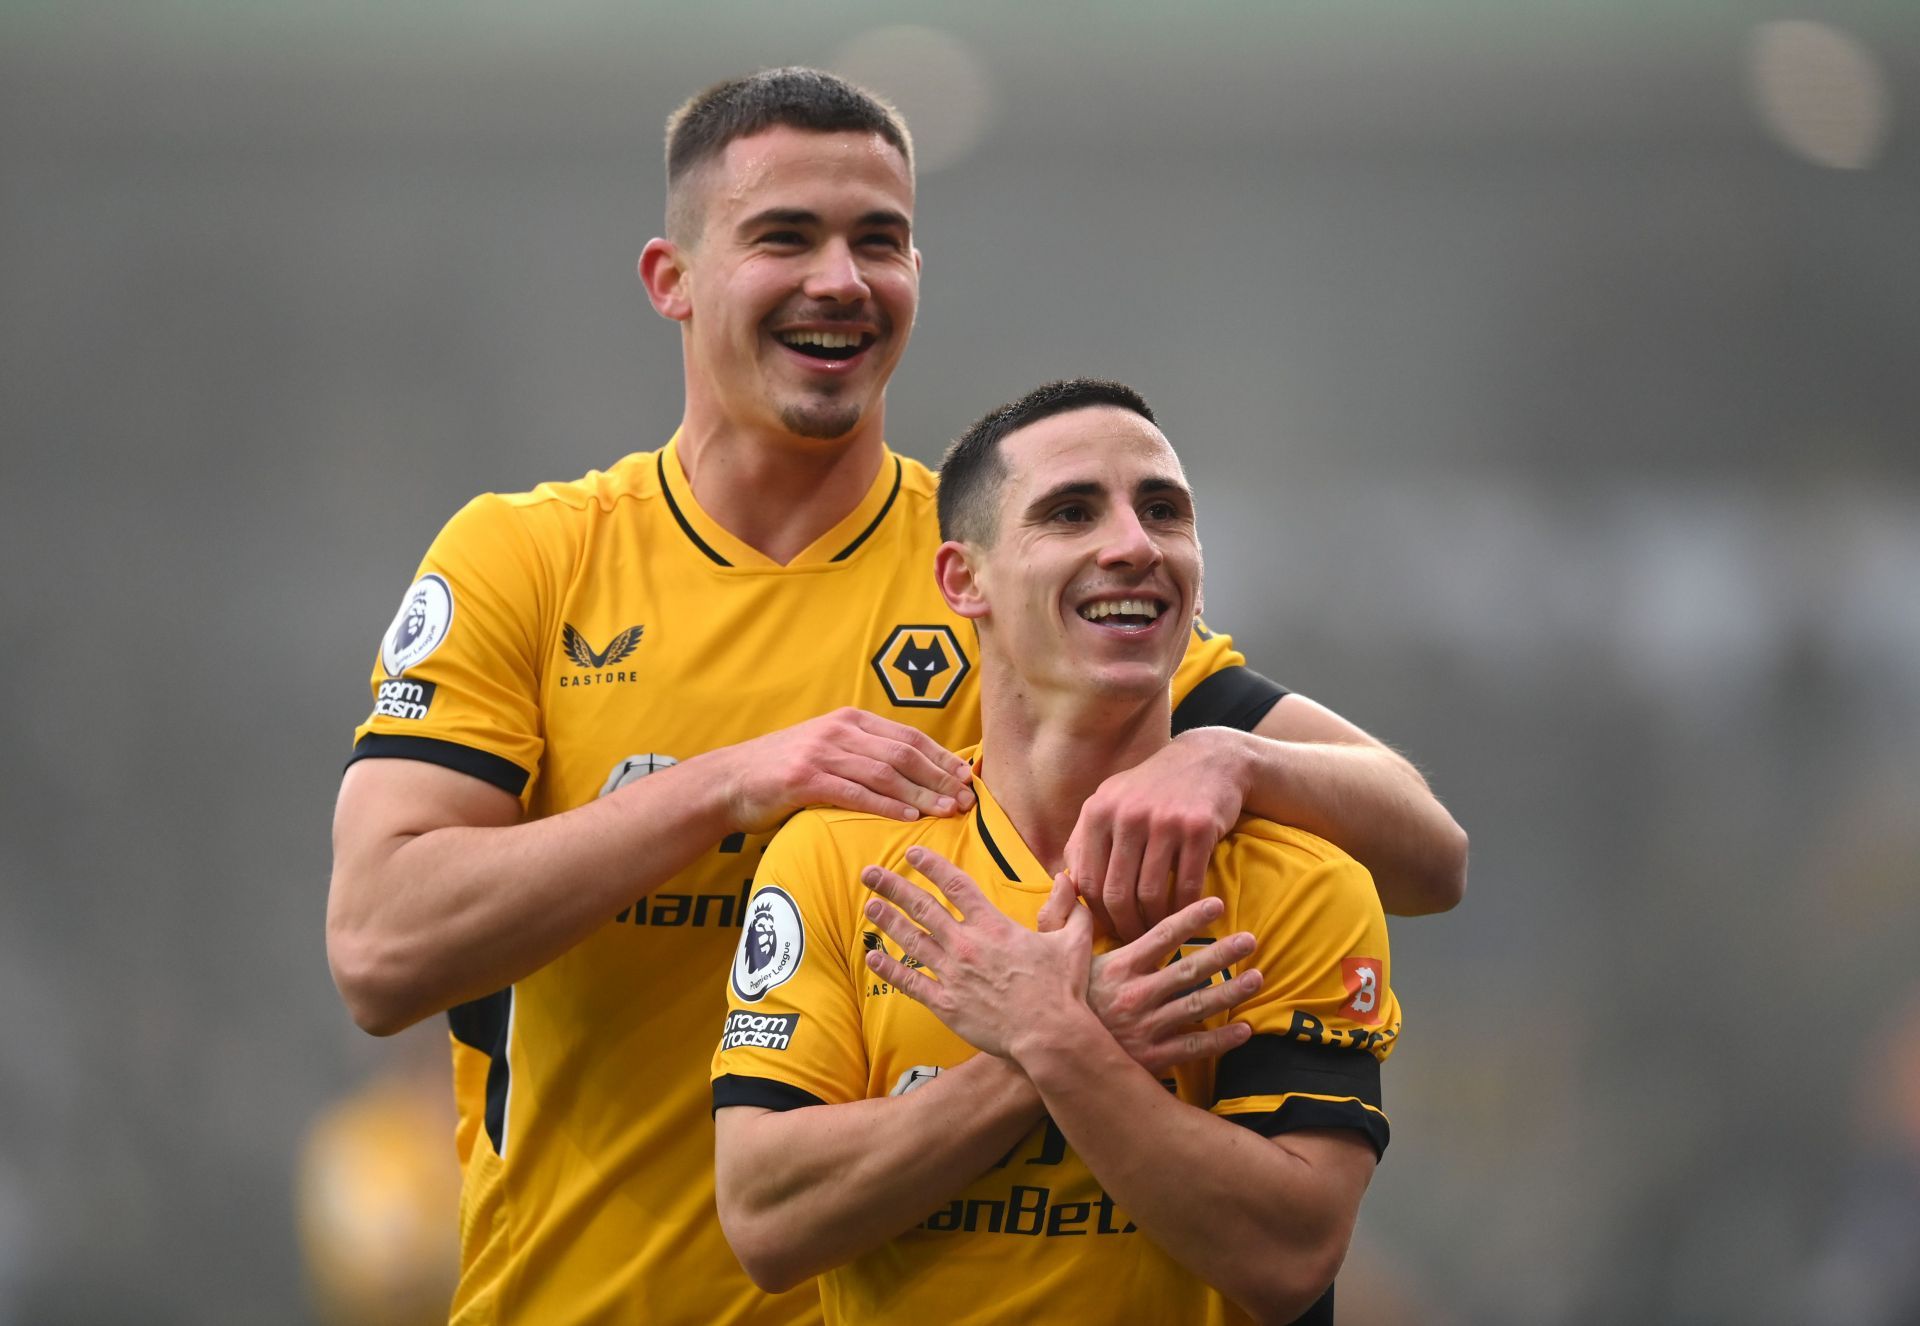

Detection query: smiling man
(713, 381), (1400, 1325)
(328, 69), (1458, 1326)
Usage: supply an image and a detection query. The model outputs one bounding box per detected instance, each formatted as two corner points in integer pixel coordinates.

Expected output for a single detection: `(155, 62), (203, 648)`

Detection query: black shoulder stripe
(1222, 1095), (1391, 1159)
(447, 987), (513, 1157)
(1171, 665), (1288, 735)
(831, 456), (903, 562)
(348, 733), (530, 797)
(712, 1074), (828, 1116)
(973, 802), (1021, 883)
(658, 451), (732, 567)
(1216, 1034), (1382, 1109)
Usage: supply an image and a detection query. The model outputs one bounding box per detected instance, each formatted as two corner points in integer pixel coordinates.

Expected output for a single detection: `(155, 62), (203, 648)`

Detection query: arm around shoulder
(326, 749), (738, 1035)
(1231, 692), (1468, 916)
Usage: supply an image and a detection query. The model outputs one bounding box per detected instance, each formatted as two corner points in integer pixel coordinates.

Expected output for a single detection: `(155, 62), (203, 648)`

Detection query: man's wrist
(1176, 724), (1262, 801)
(1005, 1001), (1109, 1080)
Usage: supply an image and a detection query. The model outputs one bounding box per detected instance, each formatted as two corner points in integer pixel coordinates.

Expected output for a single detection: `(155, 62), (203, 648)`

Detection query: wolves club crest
(870, 624), (970, 709)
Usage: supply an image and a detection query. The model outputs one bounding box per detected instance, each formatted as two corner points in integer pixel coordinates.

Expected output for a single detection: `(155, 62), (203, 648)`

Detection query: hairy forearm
(1208, 727), (1468, 916)
(326, 752), (741, 1033)
(1016, 1009), (1365, 1324)
(716, 1055), (1044, 1291)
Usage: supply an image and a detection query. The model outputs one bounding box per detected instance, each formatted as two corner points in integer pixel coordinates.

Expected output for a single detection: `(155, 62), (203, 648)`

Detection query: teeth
(779, 330), (863, 349)
(1079, 598), (1163, 622)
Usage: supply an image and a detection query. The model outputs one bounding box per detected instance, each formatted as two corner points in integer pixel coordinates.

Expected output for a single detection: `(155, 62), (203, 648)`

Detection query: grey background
(4, 3), (1918, 1322)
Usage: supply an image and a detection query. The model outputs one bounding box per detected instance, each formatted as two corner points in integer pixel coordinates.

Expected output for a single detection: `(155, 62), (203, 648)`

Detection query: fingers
(901, 847), (994, 918)
(811, 775), (945, 826)
(1132, 833), (1178, 932)
(847, 712), (976, 811)
(1147, 1019), (1255, 1072)
(863, 947), (944, 1011)
(815, 756), (956, 822)
(1065, 820), (1117, 939)
(860, 865), (957, 953)
(1169, 825), (1214, 918)
(1101, 816), (1148, 943)
(1162, 965), (1262, 1027)
(1036, 872), (1078, 934)
(1146, 931), (1257, 1006)
(782, 711), (976, 824)
(1114, 895), (1226, 974)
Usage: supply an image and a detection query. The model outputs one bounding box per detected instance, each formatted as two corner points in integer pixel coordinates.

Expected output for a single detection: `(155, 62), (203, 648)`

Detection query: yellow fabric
(349, 439), (1255, 1325)
(712, 755), (1400, 1326)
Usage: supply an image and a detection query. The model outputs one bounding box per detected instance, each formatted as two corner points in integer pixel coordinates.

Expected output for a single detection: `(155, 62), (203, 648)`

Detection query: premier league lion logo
(731, 887), (804, 1002)
(392, 588), (431, 656)
(745, 903), (779, 974)
(380, 574), (453, 677)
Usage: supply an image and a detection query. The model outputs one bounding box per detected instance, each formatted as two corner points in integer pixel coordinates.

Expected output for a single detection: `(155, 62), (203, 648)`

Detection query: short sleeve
(347, 493), (552, 801)
(1211, 846), (1400, 1158)
(711, 815), (869, 1114)
(1169, 618), (1288, 734)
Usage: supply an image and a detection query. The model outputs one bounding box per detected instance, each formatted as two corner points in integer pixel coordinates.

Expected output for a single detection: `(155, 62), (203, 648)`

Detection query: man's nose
(804, 238), (870, 303)
(1096, 509), (1160, 569)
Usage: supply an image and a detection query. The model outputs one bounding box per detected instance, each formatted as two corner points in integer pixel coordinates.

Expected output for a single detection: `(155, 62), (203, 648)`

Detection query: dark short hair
(664, 67), (913, 240)
(937, 379), (1158, 544)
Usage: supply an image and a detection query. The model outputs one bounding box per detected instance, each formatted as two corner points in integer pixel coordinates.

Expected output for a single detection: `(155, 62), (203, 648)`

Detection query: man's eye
(1052, 504), (1091, 523)
(759, 231), (806, 247)
(860, 233), (905, 251)
(1145, 501), (1180, 521)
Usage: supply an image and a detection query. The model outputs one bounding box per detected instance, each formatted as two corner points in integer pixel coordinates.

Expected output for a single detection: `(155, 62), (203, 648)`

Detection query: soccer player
(328, 70), (1458, 1325)
(712, 379), (1398, 1325)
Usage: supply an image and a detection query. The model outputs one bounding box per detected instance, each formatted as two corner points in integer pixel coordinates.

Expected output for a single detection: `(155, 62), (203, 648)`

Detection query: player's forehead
(702, 125), (914, 228)
(996, 406), (1188, 511)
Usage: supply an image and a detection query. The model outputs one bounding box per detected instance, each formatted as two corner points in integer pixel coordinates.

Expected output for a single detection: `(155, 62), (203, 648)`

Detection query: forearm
(327, 751), (741, 1033)
(1202, 725), (1468, 916)
(1016, 1009), (1364, 1324)
(716, 1054), (1045, 1291)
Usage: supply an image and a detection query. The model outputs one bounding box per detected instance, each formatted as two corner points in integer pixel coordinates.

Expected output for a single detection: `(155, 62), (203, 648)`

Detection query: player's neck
(976, 685), (1172, 877)
(673, 415), (888, 565)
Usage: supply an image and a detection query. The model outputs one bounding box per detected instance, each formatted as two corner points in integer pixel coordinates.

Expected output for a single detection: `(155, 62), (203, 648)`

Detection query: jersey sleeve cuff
(1217, 1096), (1392, 1159)
(712, 1074), (828, 1116)
(347, 733), (531, 797)
(1171, 666), (1288, 735)
(1212, 1033), (1389, 1154)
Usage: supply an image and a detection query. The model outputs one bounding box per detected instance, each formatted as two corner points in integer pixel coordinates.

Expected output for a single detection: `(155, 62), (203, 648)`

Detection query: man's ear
(934, 541), (988, 621)
(639, 238), (692, 322)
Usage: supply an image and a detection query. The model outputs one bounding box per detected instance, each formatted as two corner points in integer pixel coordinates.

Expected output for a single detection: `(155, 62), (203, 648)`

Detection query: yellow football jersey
(348, 437), (1285, 1326)
(712, 752), (1398, 1326)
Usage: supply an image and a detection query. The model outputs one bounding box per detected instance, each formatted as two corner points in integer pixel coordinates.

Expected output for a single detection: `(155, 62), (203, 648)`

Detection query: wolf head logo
(889, 635), (950, 697)
(870, 624), (970, 709)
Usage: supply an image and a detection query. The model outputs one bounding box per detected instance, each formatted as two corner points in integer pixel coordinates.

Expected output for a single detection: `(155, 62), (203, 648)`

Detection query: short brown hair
(937, 379), (1158, 545)
(664, 67), (913, 241)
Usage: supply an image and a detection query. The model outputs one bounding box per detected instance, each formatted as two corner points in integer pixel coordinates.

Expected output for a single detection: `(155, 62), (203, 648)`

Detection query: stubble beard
(779, 395), (865, 440)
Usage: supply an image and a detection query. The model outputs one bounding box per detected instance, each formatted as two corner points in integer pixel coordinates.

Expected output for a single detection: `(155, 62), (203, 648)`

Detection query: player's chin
(778, 397), (867, 440)
(1077, 660), (1177, 702)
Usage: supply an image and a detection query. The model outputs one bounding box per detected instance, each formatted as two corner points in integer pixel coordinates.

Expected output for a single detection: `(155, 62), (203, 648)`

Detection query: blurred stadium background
(4, 3), (1917, 1322)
